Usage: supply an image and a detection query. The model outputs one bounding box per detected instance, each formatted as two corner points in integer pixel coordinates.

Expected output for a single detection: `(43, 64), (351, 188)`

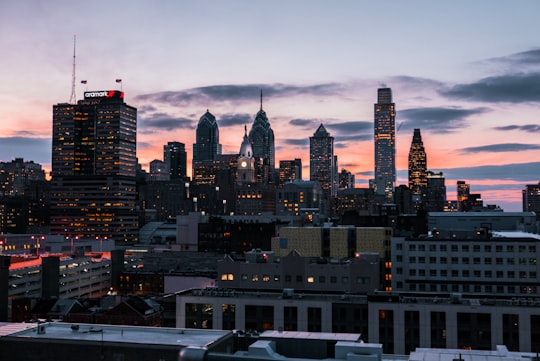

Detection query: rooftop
(1, 322), (230, 348)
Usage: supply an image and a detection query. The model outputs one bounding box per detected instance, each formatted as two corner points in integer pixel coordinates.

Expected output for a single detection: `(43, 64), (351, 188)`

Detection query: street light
(193, 197), (198, 212)
(223, 199), (227, 214)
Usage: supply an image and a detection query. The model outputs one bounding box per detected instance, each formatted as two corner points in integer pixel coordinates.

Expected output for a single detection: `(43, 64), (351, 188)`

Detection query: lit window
(307, 276), (314, 283)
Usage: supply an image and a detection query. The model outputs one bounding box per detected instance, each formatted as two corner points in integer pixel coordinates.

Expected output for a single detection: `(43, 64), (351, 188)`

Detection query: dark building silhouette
(50, 90), (138, 244)
(408, 128), (427, 209)
(193, 110), (222, 185)
(249, 91), (275, 184)
(522, 182), (540, 213)
(373, 88), (396, 203)
(338, 168), (355, 190)
(164, 141), (187, 180)
(41, 256), (60, 299)
(0, 255), (10, 321)
(310, 124), (336, 203)
(425, 171), (446, 212)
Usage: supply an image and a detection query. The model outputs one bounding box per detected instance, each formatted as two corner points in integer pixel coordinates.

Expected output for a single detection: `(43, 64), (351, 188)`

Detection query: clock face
(240, 160), (247, 168)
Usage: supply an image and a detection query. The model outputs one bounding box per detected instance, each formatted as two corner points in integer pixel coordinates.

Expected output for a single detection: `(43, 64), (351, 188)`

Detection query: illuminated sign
(84, 90), (124, 99)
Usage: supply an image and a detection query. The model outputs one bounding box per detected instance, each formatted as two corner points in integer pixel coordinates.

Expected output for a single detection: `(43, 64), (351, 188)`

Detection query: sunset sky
(1, 1), (539, 211)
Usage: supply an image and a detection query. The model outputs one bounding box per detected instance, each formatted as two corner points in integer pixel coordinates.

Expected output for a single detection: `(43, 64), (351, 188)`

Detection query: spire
(244, 124), (247, 136)
(260, 88), (263, 111)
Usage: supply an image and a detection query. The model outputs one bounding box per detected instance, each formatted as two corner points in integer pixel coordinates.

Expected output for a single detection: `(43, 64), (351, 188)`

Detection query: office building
(249, 91), (275, 183)
(149, 159), (170, 181)
(192, 110), (222, 185)
(522, 182), (540, 212)
(164, 141), (187, 180)
(278, 159), (302, 187)
(374, 88), (396, 202)
(391, 230), (540, 296)
(310, 124), (336, 199)
(50, 90), (138, 243)
(408, 128), (427, 208)
(338, 169), (355, 190)
(425, 171), (446, 212)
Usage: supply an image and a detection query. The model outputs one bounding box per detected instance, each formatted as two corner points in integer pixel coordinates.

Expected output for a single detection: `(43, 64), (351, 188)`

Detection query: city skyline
(1, 1), (540, 211)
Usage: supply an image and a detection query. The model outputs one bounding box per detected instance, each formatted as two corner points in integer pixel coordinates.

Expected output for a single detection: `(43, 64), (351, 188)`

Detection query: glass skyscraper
(374, 87), (396, 203)
(408, 128), (427, 207)
(50, 90), (138, 243)
(248, 91), (275, 183)
(192, 110), (222, 185)
(310, 124), (336, 199)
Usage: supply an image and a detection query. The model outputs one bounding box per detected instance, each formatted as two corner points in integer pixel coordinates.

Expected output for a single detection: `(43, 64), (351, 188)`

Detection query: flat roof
(1, 322), (231, 349)
(261, 330), (361, 342)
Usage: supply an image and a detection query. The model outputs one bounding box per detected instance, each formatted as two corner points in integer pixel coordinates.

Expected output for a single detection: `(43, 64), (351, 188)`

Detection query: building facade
(522, 182), (540, 213)
(192, 110), (222, 185)
(50, 90), (138, 243)
(408, 128), (427, 208)
(249, 92), (275, 184)
(310, 124), (336, 200)
(164, 141), (187, 180)
(374, 88), (396, 203)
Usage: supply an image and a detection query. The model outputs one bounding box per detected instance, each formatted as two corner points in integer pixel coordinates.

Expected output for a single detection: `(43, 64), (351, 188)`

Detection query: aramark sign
(84, 90), (124, 99)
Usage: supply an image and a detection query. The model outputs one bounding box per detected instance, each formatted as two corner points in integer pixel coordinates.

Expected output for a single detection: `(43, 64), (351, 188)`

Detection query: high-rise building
(374, 88), (396, 203)
(249, 91), (275, 184)
(522, 182), (540, 212)
(149, 159), (169, 181)
(163, 141), (186, 180)
(310, 124), (336, 199)
(408, 128), (427, 207)
(278, 159), (302, 187)
(425, 171), (446, 212)
(457, 180), (470, 211)
(50, 90), (138, 243)
(338, 168), (355, 190)
(192, 110), (222, 185)
(237, 126), (255, 185)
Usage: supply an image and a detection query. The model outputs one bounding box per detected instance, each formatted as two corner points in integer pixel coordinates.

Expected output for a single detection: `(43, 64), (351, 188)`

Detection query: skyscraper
(192, 110), (222, 185)
(279, 159), (302, 187)
(237, 126), (255, 185)
(50, 90), (138, 243)
(310, 124), (336, 199)
(522, 182), (540, 212)
(408, 128), (427, 207)
(164, 141), (187, 180)
(374, 87), (396, 203)
(425, 171), (446, 212)
(249, 91), (275, 183)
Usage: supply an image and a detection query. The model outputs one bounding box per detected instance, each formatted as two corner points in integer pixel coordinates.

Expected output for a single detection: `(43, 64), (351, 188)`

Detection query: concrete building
(427, 211), (538, 234)
(391, 231), (540, 296)
(216, 249), (381, 293)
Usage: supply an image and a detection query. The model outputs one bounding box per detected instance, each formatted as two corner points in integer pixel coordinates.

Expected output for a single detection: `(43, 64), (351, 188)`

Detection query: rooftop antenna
(69, 35), (77, 104)
(260, 88), (263, 111)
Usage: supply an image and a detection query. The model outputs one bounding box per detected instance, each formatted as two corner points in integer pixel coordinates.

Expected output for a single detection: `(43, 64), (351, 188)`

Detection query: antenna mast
(69, 35), (77, 104)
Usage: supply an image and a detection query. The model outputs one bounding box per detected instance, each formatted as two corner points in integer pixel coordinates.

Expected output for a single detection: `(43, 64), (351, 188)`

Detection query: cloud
(493, 124), (540, 132)
(441, 72), (540, 103)
(438, 162), (540, 182)
(326, 121), (372, 134)
(281, 138), (309, 147)
(134, 82), (344, 107)
(289, 118), (317, 128)
(139, 114), (193, 132)
(218, 113), (252, 127)
(486, 48), (540, 67)
(0, 137), (51, 165)
(460, 143), (540, 154)
(399, 106), (490, 132)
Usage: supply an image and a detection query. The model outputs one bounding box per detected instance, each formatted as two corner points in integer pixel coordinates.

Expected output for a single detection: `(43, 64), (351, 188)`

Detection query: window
(430, 270), (437, 277)
(409, 257), (416, 263)
(484, 245), (491, 252)
(396, 268), (403, 275)
(451, 257), (459, 264)
(529, 246), (536, 253)
(419, 269), (426, 276)
(342, 276), (349, 284)
(409, 269), (417, 276)
(507, 258), (515, 265)
(440, 245), (447, 252)
(319, 276), (326, 283)
(508, 271), (515, 278)
(430, 245), (436, 252)
(484, 258), (492, 265)
(409, 244), (416, 251)
(496, 258), (503, 265)
(396, 255), (403, 262)
(496, 271), (503, 278)
(285, 274), (292, 282)
(330, 276), (337, 283)
(307, 276), (314, 283)
(462, 257), (469, 264)
(262, 275), (270, 282)
(462, 245), (469, 252)
(440, 257), (447, 264)
(419, 257), (425, 264)
(452, 270), (458, 277)
(396, 244), (403, 251)
(296, 275), (302, 282)
(252, 274), (259, 282)
(484, 270), (492, 278)
(274, 275), (280, 282)
(429, 257), (436, 264)
(451, 245), (458, 252)
(440, 270), (447, 277)
(474, 257), (481, 264)
(473, 245), (480, 252)
(462, 270), (469, 277)
(496, 245), (503, 252)
(474, 270), (481, 277)
(507, 245), (514, 252)
(419, 244), (425, 251)
(241, 274), (248, 281)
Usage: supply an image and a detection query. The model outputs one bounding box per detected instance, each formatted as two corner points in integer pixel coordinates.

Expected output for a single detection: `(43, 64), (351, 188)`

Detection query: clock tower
(238, 125), (255, 185)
